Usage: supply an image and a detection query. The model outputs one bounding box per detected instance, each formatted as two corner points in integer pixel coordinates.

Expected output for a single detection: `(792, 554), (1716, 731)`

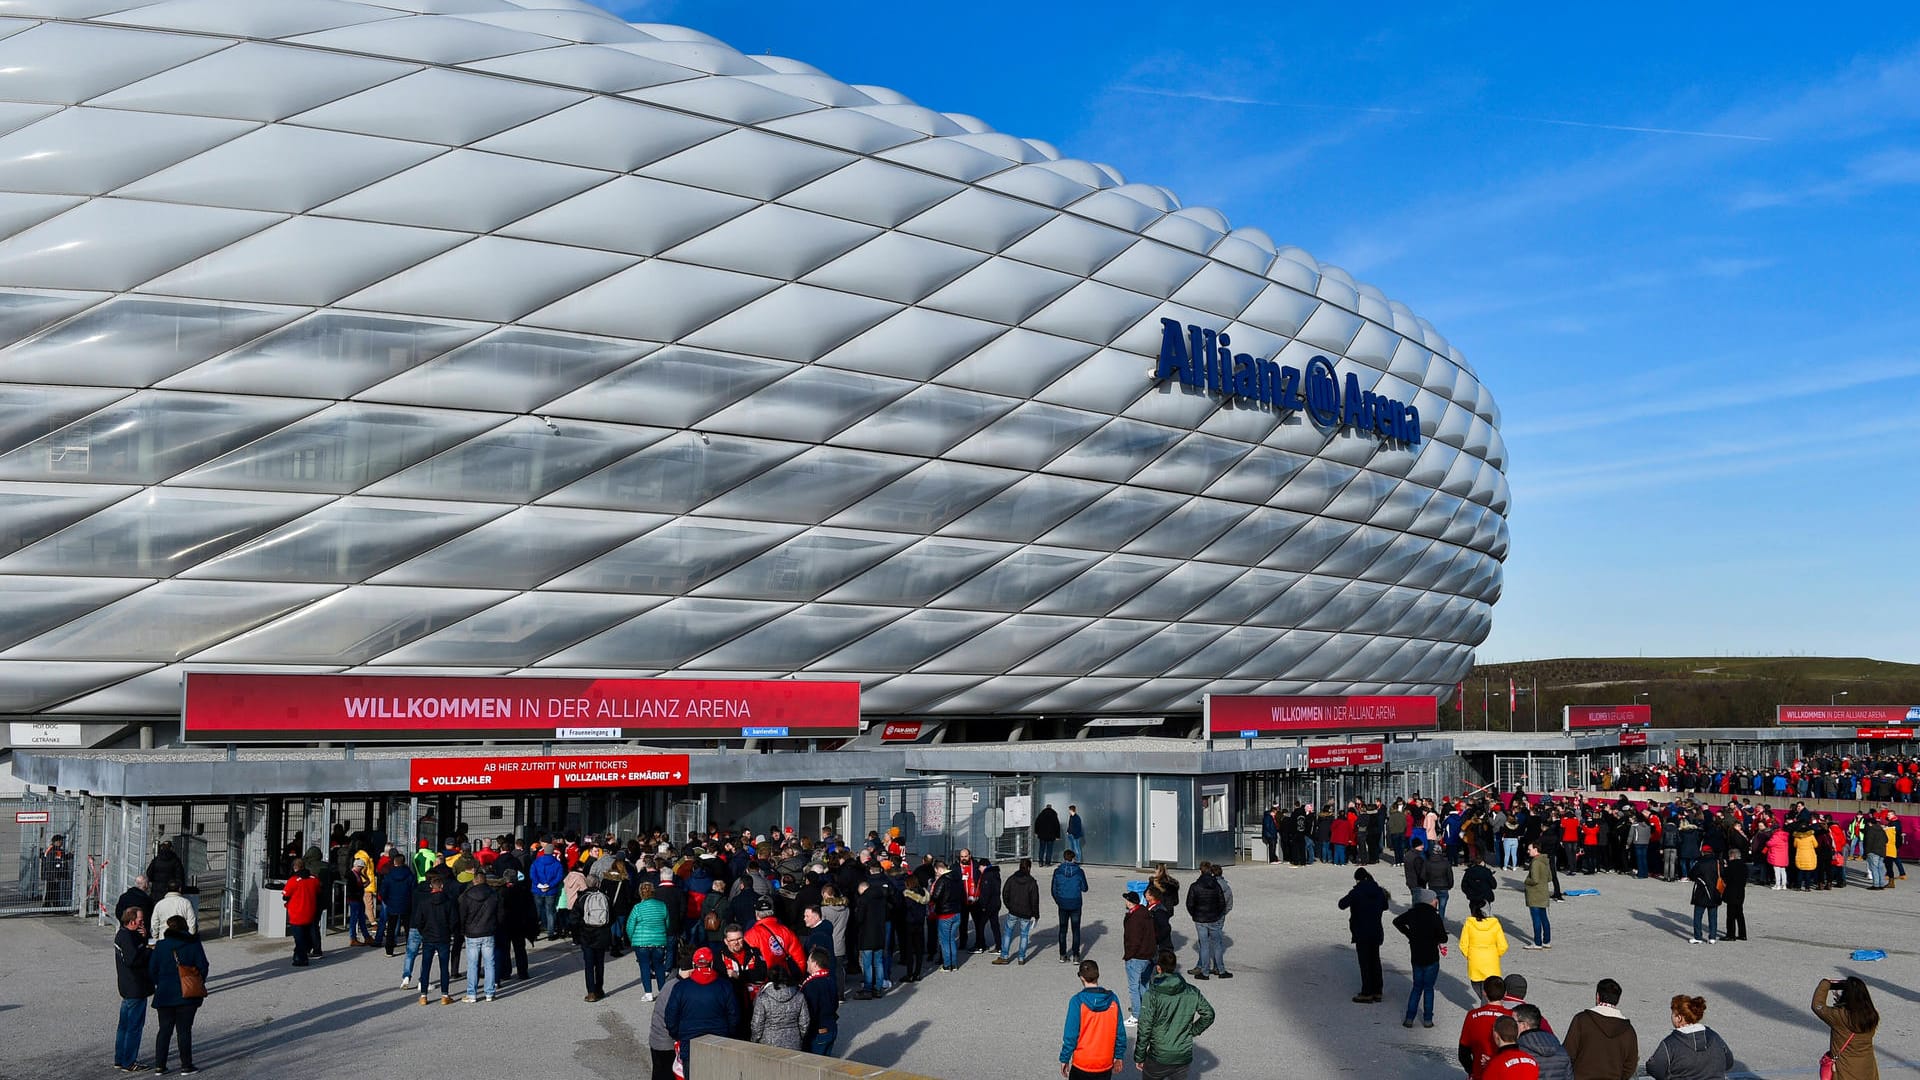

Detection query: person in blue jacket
(1051, 850), (1089, 963)
(529, 845), (565, 940)
(377, 858), (414, 958)
(665, 946), (740, 1079)
(1066, 806), (1086, 861)
(148, 914), (209, 1075)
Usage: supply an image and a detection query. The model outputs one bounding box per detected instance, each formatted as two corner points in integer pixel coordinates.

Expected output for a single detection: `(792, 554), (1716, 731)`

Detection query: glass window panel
(373, 506), (664, 589)
(1236, 629), (1335, 677)
(1344, 585), (1424, 636)
(810, 608), (1005, 672)
(1110, 559), (1243, 620)
(701, 447), (918, 523)
(1269, 458), (1359, 515)
(828, 383), (1016, 456)
(358, 329), (652, 413)
(193, 585), (509, 665)
(545, 518), (802, 595)
(178, 403), (502, 493)
(1093, 622), (1229, 677)
(702, 365), (912, 442)
(946, 402), (1105, 471)
(1251, 574), (1344, 627)
(367, 418), (663, 502)
(695, 529), (912, 601)
(1, 297), (300, 386)
(0, 483), (141, 557)
(540, 431), (803, 514)
(819, 537), (1017, 606)
(827, 460), (1020, 533)
(0, 289), (102, 350)
(542, 596), (792, 669)
(930, 546), (1101, 612)
(0, 661), (159, 714)
(939, 473), (1110, 543)
(917, 613), (1089, 674)
(1037, 488), (1187, 551)
(7, 579), (335, 661)
(0, 486), (326, 577)
(0, 390), (320, 484)
(1203, 446), (1308, 504)
(1027, 555), (1178, 616)
(1324, 467), (1398, 523)
(686, 603), (904, 669)
(376, 591), (665, 667)
(1123, 499), (1253, 559)
(184, 497), (508, 583)
(1367, 479), (1433, 532)
(538, 346), (792, 428)
(1045, 419), (1185, 483)
(161, 312), (487, 398)
(0, 575), (150, 651)
(0, 385), (129, 456)
(1011, 619), (1162, 675)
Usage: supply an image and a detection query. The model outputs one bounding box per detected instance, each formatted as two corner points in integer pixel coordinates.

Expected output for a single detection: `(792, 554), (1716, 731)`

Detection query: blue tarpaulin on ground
(1850, 949), (1886, 962)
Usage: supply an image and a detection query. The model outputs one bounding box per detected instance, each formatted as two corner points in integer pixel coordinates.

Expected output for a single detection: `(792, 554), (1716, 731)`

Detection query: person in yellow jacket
(1457, 898), (1508, 983)
(1884, 814), (1902, 889)
(1792, 826), (1819, 891)
(354, 848), (379, 946)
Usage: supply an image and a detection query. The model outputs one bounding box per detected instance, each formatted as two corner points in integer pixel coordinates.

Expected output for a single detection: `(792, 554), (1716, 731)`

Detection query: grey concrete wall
(691, 1036), (941, 1079)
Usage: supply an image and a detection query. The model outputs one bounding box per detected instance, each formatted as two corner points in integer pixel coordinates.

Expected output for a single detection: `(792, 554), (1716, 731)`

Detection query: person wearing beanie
(1338, 867), (1390, 1004)
(665, 946), (739, 1079)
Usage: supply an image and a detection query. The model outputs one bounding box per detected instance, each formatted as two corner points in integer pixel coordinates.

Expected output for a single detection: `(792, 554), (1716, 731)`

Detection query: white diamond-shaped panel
(0, 0), (1505, 720)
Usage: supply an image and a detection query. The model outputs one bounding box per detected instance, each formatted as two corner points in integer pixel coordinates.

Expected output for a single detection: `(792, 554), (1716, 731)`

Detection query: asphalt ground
(1, 858), (1914, 1079)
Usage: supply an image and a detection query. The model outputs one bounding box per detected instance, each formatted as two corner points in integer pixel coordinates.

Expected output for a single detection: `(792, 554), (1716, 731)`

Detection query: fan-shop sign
(880, 721), (925, 742)
(1306, 743), (1385, 769)
(182, 672), (860, 743)
(1777, 705), (1920, 726)
(1205, 694), (1438, 738)
(410, 754), (689, 792)
(1565, 704), (1653, 731)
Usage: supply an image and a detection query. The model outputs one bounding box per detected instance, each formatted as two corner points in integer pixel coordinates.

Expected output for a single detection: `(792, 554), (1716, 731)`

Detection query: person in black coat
(973, 862), (1003, 955)
(853, 879), (890, 996)
(115, 876), (155, 933)
(113, 906), (154, 1071)
(1338, 868), (1390, 1004)
(146, 841), (186, 899)
(1034, 804), (1063, 866)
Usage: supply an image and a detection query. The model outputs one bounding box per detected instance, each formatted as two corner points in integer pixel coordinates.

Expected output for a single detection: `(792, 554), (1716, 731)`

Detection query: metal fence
(2, 793), (87, 916)
(1494, 755), (1569, 795)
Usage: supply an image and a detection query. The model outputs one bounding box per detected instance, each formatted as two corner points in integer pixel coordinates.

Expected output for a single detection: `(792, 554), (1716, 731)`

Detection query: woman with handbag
(1812, 977), (1879, 1080)
(147, 914), (209, 1075)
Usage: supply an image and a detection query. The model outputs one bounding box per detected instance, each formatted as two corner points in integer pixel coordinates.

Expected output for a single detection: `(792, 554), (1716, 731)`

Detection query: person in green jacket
(625, 881), (673, 1001)
(1134, 948), (1215, 1079)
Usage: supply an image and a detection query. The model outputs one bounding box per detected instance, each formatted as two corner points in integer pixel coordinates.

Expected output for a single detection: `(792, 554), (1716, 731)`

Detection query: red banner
(183, 673), (860, 743)
(1564, 704), (1652, 731)
(1307, 743), (1386, 769)
(880, 721), (924, 742)
(1207, 694), (1436, 738)
(409, 754), (688, 792)
(1855, 727), (1915, 741)
(1619, 729), (1648, 747)
(1779, 705), (1920, 726)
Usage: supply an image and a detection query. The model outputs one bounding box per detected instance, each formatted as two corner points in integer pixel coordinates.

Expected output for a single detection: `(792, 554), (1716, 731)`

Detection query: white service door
(1148, 789), (1180, 863)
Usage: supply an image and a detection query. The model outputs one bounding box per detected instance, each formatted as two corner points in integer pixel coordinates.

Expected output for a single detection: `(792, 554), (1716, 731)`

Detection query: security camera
(537, 415), (557, 432)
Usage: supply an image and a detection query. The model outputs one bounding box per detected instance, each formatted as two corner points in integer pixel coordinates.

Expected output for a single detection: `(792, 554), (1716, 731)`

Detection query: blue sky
(612, 2), (1920, 663)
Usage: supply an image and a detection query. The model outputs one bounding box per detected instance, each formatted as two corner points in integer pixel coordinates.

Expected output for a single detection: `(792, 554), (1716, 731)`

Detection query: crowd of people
(1601, 751), (1917, 802)
(98, 781), (1903, 1078)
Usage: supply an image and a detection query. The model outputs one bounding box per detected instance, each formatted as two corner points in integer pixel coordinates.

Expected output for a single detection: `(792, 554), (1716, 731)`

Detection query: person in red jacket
(1458, 975), (1513, 1079)
(744, 898), (804, 979)
(1483, 1015), (1540, 1078)
(282, 859), (322, 967)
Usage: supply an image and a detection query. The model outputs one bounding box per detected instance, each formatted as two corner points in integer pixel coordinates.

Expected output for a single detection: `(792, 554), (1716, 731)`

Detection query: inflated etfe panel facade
(0, 0), (1508, 720)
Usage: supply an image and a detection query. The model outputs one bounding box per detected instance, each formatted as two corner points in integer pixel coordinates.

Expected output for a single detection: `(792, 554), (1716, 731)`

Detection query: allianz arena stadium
(0, 0), (1508, 727)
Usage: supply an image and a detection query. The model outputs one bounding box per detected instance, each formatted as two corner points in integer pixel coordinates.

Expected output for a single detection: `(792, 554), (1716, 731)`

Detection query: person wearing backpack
(577, 873), (613, 1002)
(148, 914), (209, 1075)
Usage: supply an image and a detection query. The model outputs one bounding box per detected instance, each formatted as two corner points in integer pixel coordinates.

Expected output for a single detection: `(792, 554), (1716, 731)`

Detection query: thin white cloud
(1503, 355), (1920, 438)
(1517, 416), (1912, 500)
(1112, 85), (1772, 142)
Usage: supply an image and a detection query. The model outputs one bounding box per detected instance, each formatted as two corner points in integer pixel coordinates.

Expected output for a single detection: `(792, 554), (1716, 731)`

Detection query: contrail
(1113, 85), (1772, 143)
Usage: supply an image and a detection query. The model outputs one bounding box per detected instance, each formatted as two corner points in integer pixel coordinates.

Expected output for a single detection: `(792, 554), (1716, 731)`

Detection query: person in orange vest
(1059, 959), (1126, 1078)
(282, 859), (322, 967)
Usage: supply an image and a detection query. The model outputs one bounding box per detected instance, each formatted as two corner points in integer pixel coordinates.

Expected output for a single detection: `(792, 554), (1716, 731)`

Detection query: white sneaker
(1124, 1015), (1139, 1027)
(1686, 938), (1702, 945)
(463, 994), (478, 1003)
(484, 994), (495, 1002)
(643, 992), (655, 1002)
(400, 978), (414, 990)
